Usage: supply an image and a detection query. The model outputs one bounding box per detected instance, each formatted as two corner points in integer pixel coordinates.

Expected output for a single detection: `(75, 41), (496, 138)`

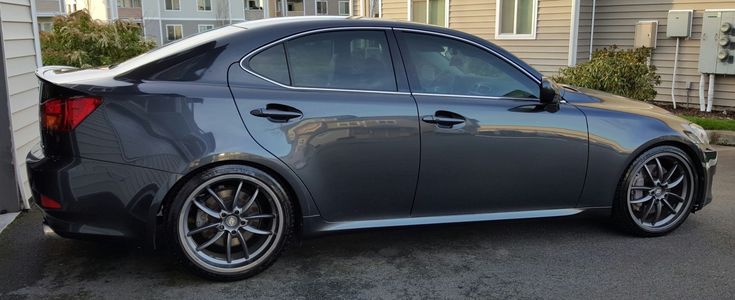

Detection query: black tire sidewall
(165, 164), (294, 281)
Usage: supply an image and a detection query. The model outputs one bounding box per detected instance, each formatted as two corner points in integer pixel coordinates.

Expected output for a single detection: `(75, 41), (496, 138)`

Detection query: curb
(707, 130), (735, 146)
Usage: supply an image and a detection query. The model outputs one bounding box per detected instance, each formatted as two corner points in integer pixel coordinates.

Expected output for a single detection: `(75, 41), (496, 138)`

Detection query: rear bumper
(697, 148), (717, 210)
(26, 143), (174, 242)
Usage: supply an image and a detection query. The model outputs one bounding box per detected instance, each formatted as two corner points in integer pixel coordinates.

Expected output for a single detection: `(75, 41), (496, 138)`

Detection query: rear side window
(249, 44), (290, 85)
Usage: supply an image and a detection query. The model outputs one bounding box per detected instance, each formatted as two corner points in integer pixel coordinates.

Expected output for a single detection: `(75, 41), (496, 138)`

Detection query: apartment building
(244, 0), (353, 19)
(141, 0), (246, 45)
(35, 0), (66, 31)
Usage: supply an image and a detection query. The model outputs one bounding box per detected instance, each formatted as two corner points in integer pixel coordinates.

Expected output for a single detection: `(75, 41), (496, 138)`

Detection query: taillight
(40, 194), (62, 209)
(41, 96), (102, 132)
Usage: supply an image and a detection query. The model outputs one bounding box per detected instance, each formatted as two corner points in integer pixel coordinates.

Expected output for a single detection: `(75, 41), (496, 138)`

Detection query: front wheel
(166, 165), (294, 281)
(613, 146), (697, 236)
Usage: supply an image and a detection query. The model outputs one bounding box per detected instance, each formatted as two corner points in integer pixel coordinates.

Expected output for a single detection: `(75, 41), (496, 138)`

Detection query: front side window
(166, 24), (183, 41)
(198, 0), (212, 11)
(497, 0), (537, 39)
(316, 1), (327, 14)
(398, 32), (538, 98)
(165, 0), (180, 10)
(411, 0), (445, 27)
(284, 31), (396, 91)
(338, 1), (350, 15)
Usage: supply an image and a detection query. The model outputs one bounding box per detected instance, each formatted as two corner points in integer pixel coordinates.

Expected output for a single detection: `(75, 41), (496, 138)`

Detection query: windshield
(111, 26), (244, 75)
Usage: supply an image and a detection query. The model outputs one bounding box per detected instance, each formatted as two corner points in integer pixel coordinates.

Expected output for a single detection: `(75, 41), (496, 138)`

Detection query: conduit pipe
(707, 74), (715, 112)
(699, 74), (706, 111)
(671, 38), (680, 109)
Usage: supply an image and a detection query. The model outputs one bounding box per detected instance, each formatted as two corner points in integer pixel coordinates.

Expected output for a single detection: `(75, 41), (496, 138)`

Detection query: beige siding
(1, 0), (41, 207)
(576, 0), (593, 63)
(450, 0), (573, 75)
(381, 0), (407, 20)
(589, 0), (735, 108)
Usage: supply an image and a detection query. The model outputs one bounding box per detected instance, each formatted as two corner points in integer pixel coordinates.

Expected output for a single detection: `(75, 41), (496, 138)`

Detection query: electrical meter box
(699, 10), (735, 74)
(667, 10), (692, 37)
(634, 21), (658, 48)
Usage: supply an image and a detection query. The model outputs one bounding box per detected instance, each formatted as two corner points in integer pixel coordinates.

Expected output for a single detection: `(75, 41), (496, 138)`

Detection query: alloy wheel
(626, 152), (695, 231)
(177, 174), (284, 273)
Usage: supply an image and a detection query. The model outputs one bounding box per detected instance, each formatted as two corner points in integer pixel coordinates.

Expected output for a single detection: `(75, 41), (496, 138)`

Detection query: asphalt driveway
(1, 146), (734, 299)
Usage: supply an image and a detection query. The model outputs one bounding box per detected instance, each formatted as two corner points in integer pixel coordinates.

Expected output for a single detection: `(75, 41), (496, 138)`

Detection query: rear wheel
(166, 165), (294, 281)
(613, 146), (696, 236)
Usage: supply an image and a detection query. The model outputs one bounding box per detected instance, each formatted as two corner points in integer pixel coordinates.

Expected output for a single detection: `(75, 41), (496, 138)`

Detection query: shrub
(553, 46), (661, 101)
(40, 10), (156, 68)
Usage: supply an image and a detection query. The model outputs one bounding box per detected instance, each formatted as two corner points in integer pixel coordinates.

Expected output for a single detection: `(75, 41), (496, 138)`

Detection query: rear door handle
(421, 111), (466, 128)
(250, 105), (303, 123)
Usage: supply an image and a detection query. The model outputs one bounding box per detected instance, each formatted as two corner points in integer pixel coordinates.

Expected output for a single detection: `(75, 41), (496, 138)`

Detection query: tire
(165, 164), (294, 281)
(613, 146), (697, 237)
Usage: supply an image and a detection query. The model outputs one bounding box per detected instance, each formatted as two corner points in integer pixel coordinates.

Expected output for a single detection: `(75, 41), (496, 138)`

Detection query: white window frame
(197, 0), (212, 11)
(39, 22), (53, 32)
(166, 24), (183, 41)
(494, 0), (538, 40)
(315, 0), (328, 15)
(246, 0), (264, 10)
(164, 0), (181, 11)
(198, 24), (215, 32)
(407, 0), (450, 28)
(338, 1), (350, 16)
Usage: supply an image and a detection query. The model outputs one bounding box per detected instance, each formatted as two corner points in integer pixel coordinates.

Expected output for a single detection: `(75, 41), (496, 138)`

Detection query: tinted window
(284, 31), (396, 91)
(400, 33), (539, 98)
(249, 44), (290, 85)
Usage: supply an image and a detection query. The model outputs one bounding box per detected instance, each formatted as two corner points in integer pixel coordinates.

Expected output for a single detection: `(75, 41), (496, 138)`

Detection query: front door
(395, 31), (588, 216)
(230, 29), (420, 221)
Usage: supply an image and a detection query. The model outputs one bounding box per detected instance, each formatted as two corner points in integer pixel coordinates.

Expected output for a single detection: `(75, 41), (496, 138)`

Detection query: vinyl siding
(1, 0), (41, 207)
(586, 0), (735, 108)
(380, 0), (407, 20)
(450, 0), (573, 75)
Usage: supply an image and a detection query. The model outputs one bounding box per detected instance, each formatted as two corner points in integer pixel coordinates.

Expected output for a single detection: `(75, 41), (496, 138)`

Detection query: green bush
(40, 10), (156, 68)
(553, 46), (661, 101)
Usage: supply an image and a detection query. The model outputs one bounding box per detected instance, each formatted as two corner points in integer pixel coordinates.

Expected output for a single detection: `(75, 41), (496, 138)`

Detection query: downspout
(568, 0), (580, 66)
(588, 0), (596, 60)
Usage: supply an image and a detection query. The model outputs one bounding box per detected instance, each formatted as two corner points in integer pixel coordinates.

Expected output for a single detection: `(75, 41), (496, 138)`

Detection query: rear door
(395, 30), (589, 216)
(229, 29), (420, 222)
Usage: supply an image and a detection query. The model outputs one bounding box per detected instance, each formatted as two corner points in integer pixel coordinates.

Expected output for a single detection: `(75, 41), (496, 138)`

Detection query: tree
(40, 10), (156, 68)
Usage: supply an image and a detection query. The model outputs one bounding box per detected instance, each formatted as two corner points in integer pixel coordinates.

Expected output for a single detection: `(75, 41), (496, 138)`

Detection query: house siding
(1, 0), (41, 207)
(583, 0), (735, 108)
(380, 0), (407, 20)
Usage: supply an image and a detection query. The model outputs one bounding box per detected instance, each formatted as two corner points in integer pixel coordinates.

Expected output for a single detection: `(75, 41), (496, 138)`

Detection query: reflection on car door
(229, 30), (421, 222)
(395, 30), (589, 216)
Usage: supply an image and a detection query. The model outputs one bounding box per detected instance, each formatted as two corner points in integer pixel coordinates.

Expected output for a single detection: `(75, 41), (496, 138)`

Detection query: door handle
(250, 105), (303, 123)
(421, 111), (466, 128)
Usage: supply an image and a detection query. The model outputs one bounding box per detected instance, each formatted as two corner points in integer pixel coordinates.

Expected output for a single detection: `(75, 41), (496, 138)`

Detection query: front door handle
(421, 111), (466, 128)
(250, 104), (303, 123)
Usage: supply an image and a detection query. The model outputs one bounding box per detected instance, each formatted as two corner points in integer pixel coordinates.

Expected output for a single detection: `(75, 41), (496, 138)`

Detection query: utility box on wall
(635, 21), (658, 48)
(667, 10), (692, 38)
(699, 10), (735, 75)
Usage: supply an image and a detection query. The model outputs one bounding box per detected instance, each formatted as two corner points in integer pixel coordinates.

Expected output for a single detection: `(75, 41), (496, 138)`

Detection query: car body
(27, 17), (717, 280)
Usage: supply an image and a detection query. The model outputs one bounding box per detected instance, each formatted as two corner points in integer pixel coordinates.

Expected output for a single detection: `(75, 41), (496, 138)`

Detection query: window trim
(495, 0), (538, 40)
(239, 27), (540, 95)
(246, 0), (263, 10)
(197, 0), (212, 11)
(407, 0), (450, 28)
(240, 27), (409, 95)
(315, 0), (328, 15)
(166, 24), (183, 41)
(338, 0), (350, 16)
(164, 0), (181, 11)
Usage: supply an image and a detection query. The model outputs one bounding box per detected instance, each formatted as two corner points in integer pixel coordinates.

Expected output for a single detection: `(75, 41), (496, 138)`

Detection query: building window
(198, 0), (212, 11)
(198, 24), (215, 32)
(39, 22), (53, 32)
(117, 0), (141, 7)
(287, 0), (302, 12)
(338, 1), (349, 15)
(247, 0), (263, 10)
(411, 0), (446, 27)
(166, 24), (183, 41)
(496, 0), (537, 39)
(316, 1), (327, 14)
(165, 0), (180, 10)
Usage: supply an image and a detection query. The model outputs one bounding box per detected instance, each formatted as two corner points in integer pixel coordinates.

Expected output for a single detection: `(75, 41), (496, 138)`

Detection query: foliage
(553, 46), (661, 101)
(681, 115), (735, 131)
(40, 10), (156, 68)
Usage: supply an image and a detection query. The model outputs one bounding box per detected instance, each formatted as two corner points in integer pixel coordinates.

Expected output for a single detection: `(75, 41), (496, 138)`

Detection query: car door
(395, 30), (588, 216)
(229, 29), (420, 222)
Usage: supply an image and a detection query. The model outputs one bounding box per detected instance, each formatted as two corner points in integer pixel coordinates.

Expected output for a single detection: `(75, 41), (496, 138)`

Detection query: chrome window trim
(412, 92), (540, 102)
(239, 26), (410, 95)
(238, 26), (541, 96)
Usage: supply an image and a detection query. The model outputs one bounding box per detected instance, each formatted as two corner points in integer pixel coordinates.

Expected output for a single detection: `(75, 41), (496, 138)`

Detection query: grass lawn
(680, 115), (735, 131)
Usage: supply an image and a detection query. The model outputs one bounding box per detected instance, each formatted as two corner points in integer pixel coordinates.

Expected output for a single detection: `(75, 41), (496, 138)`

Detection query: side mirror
(540, 78), (561, 104)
